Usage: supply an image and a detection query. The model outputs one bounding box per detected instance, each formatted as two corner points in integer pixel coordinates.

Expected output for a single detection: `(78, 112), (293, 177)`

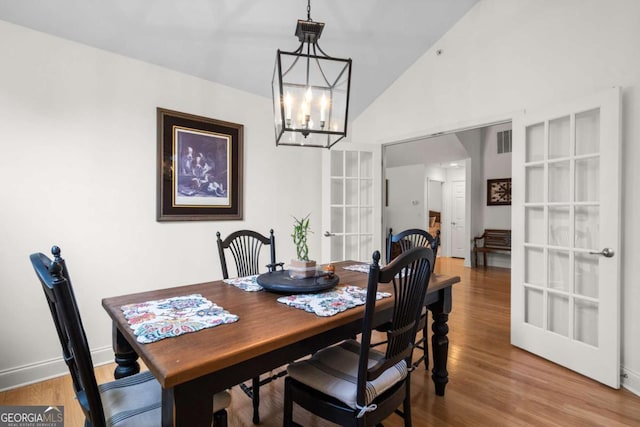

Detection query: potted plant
(290, 214), (316, 278)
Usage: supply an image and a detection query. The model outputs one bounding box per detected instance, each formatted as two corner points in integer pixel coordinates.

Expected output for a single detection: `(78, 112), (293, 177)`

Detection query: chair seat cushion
(99, 370), (231, 426)
(287, 339), (408, 410)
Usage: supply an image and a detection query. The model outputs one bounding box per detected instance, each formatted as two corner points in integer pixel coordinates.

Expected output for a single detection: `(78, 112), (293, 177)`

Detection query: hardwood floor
(2, 258), (639, 426)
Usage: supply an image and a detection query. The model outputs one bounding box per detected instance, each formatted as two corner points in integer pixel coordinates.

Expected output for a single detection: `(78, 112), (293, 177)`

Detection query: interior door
(322, 144), (381, 263)
(450, 180), (466, 258)
(511, 87), (621, 387)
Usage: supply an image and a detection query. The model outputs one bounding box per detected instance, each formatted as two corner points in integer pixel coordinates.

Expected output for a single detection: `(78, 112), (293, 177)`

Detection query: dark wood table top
(102, 260), (460, 390)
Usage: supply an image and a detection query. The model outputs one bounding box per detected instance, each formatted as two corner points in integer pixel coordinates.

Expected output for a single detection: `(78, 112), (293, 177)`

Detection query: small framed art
(487, 178), (512, 206)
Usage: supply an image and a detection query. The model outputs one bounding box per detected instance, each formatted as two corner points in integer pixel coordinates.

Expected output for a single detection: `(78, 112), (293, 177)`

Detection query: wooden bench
(473, 229), (511, 267)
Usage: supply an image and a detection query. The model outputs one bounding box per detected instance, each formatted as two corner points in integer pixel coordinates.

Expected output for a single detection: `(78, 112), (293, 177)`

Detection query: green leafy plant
(292, 214), (312, 261)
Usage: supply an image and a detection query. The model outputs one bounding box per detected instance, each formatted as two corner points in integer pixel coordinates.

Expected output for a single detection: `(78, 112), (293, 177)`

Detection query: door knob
(324, 231), (336, 237)
(589, 248), (615, 258)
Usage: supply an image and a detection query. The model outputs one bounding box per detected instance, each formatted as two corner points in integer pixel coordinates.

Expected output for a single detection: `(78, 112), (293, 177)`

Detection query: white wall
(425, 166), (446, 232)
(427, 178), (443, 214)
(0, 21), (323, 389)
(352, 0), (640, 394)
(425, 165), (446, 186)
(481, 123), (512, 267)
(385, 165), (426, 233)
(456, 129), (483, 266)
(482, 123), (512, 229)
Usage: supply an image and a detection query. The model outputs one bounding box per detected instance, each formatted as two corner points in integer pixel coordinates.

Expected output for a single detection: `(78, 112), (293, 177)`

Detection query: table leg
(112, 323), (140, 379)
(430, 309), (449, 396)
(164, 383), (214, 427)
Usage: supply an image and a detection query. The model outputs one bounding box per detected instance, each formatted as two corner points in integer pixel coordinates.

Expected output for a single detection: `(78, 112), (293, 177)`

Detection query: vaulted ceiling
(0, 0), (478, 119)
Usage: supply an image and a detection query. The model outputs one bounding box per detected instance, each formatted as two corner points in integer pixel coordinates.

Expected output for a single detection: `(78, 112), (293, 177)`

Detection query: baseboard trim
(622, 366), (640, 397)
(0, 346), (113, 392)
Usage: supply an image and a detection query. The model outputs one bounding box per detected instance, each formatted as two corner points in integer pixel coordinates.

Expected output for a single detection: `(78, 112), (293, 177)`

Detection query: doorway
(382, 122), (512, 267)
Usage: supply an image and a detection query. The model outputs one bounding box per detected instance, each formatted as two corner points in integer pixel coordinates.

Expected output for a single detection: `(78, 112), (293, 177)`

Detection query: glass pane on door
(575, 206), (599, 250)
(575, 253), (598, 298)
(331, 178), (343, 205)
(525, 287), (544, 328)
(548, 160), (570, 202)
(549, 116), (571, 159)
(331, 236), (344, 261)
(360, 152), (373, 177)
(525, 207), (544, 244)
(331, 207), (344, 233)
(576, 109), (600, 155)
(345, 151), (358, 177)
(360, 179), (373, 205)
(331, 150), (343, 176)
(345, 179), (358, 205)
(548, 249), (570, 291)
(549, 206), (570, 247)
(575, 157), (599, 202)
(525, 247), (544, 286)
(345, 207), (358, 233)
(360, 236), (373, 261)
(345, 235), (358, 260)
(575, 299), (598, 347)
(525, 165), (544, 203)
(360, 207), (373, 233)
(548, 293), (569, 336)
(526, 123), (545, 162)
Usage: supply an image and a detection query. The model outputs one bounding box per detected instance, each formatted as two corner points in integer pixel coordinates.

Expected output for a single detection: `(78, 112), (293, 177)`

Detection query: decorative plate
(257, 270), (339, 294)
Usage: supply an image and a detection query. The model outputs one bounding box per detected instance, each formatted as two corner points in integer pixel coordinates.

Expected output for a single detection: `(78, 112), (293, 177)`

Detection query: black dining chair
(216, 229), (284, 424)
(283, 247), (434, 426)
(217, 229), (283, 279)
(30, 246), (230, 427)
(381, 228), (440, 370)
(387, 228), (440, 265)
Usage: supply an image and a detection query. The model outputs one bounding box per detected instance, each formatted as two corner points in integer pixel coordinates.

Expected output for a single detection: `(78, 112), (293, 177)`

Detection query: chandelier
(272, 0), (352, 149)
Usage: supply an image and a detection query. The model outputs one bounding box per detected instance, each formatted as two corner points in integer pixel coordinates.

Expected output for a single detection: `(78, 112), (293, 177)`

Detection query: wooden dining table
(102, 260), (460, 427)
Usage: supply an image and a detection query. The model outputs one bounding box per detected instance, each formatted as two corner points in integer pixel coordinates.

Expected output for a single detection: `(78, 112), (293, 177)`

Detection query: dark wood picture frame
(157, 108), (243, 221)
(487, 178), (512, 206)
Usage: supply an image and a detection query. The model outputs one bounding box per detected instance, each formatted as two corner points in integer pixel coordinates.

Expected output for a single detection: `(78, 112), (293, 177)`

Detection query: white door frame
(381, 117), (512, 266)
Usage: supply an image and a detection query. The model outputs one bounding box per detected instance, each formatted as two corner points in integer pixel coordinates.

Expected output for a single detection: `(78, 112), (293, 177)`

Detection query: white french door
(511, 87), (621, 387)
(321, 144), (381, 263)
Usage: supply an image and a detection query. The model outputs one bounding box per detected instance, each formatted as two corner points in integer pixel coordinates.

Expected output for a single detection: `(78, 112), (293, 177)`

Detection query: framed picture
(487, 178), (512, 206)
(157, 108), (243, 221)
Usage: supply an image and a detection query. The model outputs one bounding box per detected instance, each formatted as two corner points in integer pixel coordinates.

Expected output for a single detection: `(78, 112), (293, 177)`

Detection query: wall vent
(497, 129), (512, 154)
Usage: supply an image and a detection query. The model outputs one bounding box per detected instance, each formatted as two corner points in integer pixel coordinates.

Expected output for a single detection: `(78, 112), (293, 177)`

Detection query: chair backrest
(216, 229), (277, 279)
(30, 246), (106, 427)
(387, 228), (440, 271)
(357, 247), (434, 407)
